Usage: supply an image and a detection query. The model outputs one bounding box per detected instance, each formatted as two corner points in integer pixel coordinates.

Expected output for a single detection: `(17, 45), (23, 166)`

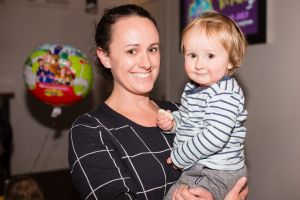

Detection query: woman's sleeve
(171, 93), (243, 169)
(68, 114), (138, 200)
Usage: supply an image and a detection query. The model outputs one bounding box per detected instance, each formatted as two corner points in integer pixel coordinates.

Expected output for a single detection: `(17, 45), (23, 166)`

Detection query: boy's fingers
(158, 109), (173, 120)
(166, 157), (172, 164)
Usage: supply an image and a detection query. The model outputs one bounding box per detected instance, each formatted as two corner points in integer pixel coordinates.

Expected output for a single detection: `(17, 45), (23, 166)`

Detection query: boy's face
(182, 27), (233, 87)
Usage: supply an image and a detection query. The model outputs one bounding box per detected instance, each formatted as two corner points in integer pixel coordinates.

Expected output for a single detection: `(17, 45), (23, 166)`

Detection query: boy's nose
(195, 59), (205, 70)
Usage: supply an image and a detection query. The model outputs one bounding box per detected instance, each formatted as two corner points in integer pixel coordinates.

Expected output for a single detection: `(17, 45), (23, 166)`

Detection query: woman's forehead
(111, 16), (159, 46)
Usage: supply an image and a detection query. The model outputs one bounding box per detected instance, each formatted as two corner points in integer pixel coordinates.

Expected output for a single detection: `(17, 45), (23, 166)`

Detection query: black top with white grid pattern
(68, 100), (181, 200)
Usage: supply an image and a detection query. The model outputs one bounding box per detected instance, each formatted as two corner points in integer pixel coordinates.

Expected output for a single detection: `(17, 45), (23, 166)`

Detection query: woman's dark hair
(94, 4), (158, 79)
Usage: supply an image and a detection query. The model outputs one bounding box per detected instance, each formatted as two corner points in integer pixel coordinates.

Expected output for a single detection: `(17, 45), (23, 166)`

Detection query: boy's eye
(188, 53), (197, 58)
(208, 53), (215, 59)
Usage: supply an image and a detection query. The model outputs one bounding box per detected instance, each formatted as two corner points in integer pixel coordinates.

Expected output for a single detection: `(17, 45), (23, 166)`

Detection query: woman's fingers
(172, 185), (186, 200)
(238, 183), (248, 200)
(188, 187), (213, 200)
(173, 185), (213, 200)
(224, 177), (248, 200)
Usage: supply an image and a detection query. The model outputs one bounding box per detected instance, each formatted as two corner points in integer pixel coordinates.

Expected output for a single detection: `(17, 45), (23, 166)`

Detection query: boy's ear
(227, 62), (233, 70)
(96, 48), (111, 69)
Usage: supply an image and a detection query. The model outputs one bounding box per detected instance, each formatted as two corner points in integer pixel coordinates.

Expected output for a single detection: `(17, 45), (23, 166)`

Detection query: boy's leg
(164, 165), (206, 200)
(165, 164), (247, 200)
(198, 166), (248, 200)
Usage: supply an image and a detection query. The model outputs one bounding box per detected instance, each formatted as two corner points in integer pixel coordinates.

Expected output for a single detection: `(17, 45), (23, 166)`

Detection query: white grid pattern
(68, 101), (181, 200)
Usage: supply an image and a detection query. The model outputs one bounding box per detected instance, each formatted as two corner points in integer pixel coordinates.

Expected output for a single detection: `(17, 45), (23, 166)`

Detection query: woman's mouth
(132, 72), (151, 78)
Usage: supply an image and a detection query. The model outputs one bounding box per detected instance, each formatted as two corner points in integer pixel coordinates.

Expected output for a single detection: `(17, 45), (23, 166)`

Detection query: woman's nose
(138, 52), (151, 69)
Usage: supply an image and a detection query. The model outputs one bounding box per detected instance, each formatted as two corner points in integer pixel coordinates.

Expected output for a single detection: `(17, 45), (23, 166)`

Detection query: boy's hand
(156, 109), (175, 131)
(167, 157), (181, 171)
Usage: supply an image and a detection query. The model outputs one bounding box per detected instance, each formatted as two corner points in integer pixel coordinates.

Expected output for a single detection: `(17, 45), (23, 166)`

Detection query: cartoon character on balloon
(24, 44), (93, 117)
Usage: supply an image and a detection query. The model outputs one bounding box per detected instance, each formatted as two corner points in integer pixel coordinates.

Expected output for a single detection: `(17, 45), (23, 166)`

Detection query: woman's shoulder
(72, 100), (179, 129)
(69, 104), (117, 144)
(153, 99), (180, 112)
(73, 103), (131, 130)
(72, 104), (111, 126)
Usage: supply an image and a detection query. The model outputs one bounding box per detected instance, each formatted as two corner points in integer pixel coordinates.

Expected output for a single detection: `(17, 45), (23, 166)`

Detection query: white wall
(239, 1), (300, 199)
(0, 0), (167, 176)
(0, 0), (125, 174)
(1, 0), (300, 199)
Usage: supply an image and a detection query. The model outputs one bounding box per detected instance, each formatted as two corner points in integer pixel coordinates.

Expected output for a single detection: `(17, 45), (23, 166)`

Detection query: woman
(68, 4), (248, 200)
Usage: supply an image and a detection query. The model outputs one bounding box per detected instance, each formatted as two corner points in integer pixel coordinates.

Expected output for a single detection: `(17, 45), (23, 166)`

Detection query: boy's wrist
(170, 121), (176, 132)
(164, 121), (176, 133)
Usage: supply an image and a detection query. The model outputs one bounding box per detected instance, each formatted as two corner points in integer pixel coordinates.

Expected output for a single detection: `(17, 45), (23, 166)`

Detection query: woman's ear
(96, 48), (111, 69)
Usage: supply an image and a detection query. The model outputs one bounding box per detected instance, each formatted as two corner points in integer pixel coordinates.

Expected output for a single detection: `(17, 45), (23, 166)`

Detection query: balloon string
(30, 120), (56, 172)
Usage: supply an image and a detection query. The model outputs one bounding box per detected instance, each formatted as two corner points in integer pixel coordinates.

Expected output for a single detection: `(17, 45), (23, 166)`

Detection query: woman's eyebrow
(150, 42), (160, 46)
(124, 44), (139, 48)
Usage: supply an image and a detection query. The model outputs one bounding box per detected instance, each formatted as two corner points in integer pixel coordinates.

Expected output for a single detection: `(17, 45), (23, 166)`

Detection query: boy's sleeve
(170, 92), (242, 169)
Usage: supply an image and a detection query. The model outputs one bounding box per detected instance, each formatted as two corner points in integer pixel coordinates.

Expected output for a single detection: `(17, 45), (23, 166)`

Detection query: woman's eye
(149, 48), (158, 53)
(149, 47), (159, 54)
(208, 53), (215, 59)
(127, 49), (137, 55)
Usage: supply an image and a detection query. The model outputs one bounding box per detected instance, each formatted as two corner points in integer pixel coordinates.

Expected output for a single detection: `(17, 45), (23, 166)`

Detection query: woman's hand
(224, 177), (248, 200)
(172, 185), (213, 200)
(171, 177), (248, 200)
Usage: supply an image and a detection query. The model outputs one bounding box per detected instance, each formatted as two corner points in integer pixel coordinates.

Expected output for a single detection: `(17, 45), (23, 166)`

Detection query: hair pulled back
(94, 4), (158, 79)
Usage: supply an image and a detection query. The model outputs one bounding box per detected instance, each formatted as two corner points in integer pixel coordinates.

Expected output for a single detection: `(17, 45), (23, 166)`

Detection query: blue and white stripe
(171, 77), (247, 170)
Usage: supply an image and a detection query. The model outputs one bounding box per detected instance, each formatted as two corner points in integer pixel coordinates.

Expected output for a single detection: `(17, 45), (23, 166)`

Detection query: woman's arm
(68, 114), (139, 200)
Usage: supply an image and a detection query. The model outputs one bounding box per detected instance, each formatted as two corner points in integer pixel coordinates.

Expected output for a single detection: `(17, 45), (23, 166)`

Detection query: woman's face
(102, 16), (160, 96)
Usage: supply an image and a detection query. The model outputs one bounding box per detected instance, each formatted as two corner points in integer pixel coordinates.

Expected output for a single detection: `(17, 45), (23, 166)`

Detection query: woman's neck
(105, 89), (159, 127)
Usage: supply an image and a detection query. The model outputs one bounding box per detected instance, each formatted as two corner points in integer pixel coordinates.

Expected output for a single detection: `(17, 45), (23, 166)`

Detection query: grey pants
(164, 165), (247, 200)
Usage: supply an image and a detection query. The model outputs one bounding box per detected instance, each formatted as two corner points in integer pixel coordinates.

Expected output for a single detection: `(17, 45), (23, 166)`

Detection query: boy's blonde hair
(181, 11), (247, 75)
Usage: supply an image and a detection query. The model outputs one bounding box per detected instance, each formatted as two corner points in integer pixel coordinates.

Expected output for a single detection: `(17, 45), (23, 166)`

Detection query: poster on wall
(180, 0), (266, 44)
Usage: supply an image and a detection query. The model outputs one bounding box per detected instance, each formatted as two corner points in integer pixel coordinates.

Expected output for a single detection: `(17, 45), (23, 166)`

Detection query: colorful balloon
(24, 43), (93, 108)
